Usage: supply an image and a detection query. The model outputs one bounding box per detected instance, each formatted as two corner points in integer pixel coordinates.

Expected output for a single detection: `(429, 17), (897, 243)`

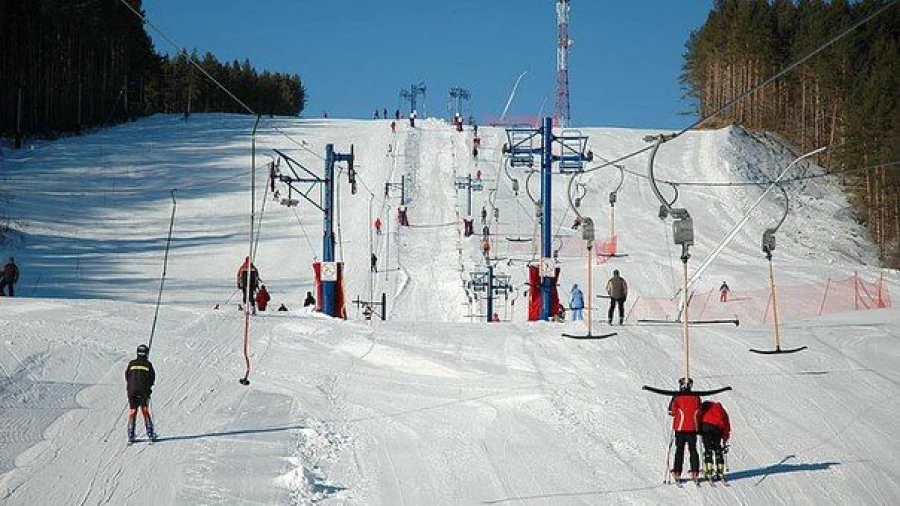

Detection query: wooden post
(682, 259), (690, 381)
(769, 257), (782, 351)
(586, 242), (593, 334)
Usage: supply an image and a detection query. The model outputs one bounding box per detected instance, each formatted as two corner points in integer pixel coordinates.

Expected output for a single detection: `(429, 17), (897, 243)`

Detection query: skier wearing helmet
(668, 377), (702, 483)
(125, 344), (156, 443)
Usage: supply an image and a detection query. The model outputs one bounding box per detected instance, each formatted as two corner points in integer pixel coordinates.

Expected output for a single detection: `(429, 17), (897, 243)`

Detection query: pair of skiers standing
(236, 256), (272, 312)
(668, 377), (731, 483)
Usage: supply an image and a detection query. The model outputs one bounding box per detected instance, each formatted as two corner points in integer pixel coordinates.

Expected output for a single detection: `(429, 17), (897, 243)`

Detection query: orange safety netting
(625, 272), (891, 326)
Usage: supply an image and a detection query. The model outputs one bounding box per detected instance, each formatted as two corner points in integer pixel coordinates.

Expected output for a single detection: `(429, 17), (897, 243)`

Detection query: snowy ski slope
(1, 114), (898, 505)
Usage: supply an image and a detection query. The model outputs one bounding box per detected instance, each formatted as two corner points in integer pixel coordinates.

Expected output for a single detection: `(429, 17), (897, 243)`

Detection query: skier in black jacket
(126, 344), (156, 442)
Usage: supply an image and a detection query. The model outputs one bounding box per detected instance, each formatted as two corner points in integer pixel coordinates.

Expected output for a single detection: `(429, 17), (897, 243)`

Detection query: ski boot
(127, 426), (136, 445)
(619, 317), (624, 325)
(703, 462), (714, 481)
(146, 420), (157, 442)
(716, 463), (726, 481)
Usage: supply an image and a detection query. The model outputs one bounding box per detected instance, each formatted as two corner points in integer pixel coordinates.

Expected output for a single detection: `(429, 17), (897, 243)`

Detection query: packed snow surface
(1, 114), (898, 505)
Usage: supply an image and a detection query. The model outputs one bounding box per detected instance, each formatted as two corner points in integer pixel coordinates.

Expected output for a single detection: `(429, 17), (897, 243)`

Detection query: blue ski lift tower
(399, 82), (427, 117)
(448, 87), (471, 119)
(502, 117), (593, 320)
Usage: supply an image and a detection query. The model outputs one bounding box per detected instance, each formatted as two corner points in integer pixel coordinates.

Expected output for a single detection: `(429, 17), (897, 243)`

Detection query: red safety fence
(626, 272), (891, 326)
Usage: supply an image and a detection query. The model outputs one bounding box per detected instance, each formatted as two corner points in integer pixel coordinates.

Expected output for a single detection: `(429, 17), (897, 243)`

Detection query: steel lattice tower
(555, 0), (571, 128)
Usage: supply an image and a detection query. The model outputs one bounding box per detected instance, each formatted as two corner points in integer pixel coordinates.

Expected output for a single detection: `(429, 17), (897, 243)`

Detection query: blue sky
(142, 1), (714, 129)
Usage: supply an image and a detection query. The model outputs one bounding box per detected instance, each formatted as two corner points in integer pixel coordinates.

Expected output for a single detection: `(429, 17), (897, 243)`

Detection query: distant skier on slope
(668, 377), (701, 484)
(126, 344), (156, 443)
(0, 257), (19, 296)
(719, 281), (730, 302)
(569, 284), (584, 321)
(700, 400), (731, 481)
(255, 284), (271, 311)
(236, 256), (260, 314)
(605, 269), (628, 325)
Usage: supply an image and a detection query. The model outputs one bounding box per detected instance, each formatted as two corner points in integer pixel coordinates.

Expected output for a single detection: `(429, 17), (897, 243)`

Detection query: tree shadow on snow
(154, 424), (305, 443)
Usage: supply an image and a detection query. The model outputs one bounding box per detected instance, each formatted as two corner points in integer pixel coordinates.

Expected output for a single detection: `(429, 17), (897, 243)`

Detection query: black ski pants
(701, 424), (725, 469)
(0, 279), (14, 297)
(672, 431), (700, 475)
(607, 297), (625, 322)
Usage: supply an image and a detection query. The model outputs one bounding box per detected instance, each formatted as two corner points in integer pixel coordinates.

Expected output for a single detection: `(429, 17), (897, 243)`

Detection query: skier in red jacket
(255, 284), (271, 311)
(668, 377), (702, 483)
(700, 400), (731, 481)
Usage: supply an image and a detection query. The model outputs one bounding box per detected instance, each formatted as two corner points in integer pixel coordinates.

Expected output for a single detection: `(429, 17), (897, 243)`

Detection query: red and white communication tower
(555, 0), (572, 128)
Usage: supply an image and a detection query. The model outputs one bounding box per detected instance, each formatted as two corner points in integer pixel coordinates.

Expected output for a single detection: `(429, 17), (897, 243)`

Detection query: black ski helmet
(136, 344), (149, 358)
(678, 377), (693, 392)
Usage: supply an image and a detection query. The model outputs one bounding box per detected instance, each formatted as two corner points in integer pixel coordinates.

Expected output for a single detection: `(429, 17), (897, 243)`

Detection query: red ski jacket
(701, 401), (731, 441)
(668, 393), (702, 432)
(255, 287), (271, 311)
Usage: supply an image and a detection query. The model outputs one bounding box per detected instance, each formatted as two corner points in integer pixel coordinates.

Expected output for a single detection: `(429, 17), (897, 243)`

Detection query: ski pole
(222, 288), (240, 307)
(663, 432), (674, 484)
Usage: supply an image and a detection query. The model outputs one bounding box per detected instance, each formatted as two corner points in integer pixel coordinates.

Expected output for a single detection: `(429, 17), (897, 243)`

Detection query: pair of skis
(128, 431), (158, 446)
(671, 475), (729, 488)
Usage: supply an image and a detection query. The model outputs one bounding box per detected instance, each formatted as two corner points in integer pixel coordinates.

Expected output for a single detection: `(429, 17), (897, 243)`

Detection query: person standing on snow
(0, 257), (19, 296)
(255, 284), (271, 311)
(236, 256), (260, 313)
(371, 252), (378, 273)
(125, 344), (156, 443)
(303, 291), (316, 308)
(668, 377), (702, 483)
(569, 284), (585, 321)
(605, 269), (628, 325)
(374, 217), (383, 235)
(700, 400), (731, 481)
(719, 281), (730, 302)
(409, 110), (417, 128)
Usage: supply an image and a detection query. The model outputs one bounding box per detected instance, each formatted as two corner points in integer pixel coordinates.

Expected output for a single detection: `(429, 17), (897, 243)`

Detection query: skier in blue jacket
(569, 284), (585, 321)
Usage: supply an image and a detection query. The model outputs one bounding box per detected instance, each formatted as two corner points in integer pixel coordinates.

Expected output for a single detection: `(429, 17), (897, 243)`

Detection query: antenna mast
(555, 0), (572, 127)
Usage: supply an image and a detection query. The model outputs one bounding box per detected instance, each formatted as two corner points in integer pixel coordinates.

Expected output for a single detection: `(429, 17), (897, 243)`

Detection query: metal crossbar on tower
(555, 0), (572, 128)
(448, 87), (471, 118)
(399, 82), (427, 116)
